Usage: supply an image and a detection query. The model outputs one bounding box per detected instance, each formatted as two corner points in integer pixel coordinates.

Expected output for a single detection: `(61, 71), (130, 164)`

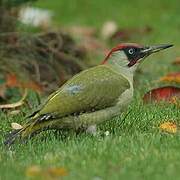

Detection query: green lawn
(0, 0), (180, 179)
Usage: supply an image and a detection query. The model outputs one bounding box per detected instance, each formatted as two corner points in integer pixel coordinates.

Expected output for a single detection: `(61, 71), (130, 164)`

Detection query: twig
(0, 89), (28, 109)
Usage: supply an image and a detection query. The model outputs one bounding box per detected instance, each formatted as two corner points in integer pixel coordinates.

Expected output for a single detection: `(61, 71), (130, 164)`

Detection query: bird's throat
(106, 51), (135, 88)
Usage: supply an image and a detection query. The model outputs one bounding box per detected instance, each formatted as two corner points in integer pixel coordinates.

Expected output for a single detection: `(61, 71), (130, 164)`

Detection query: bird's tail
(4, 123), (34, 147)
(4, 114), (57, 147)
(4, 129), (23, 146)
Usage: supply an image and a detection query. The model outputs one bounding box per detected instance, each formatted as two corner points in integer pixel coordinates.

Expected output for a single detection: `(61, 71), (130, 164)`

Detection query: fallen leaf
(47, 167), (68, 177)
(143, 86), (180, 103)
(22, 81), (43, 92)
(26, 165), (42, 177)
(159, 122), (177, 133)
(6, 73), (43, 92)
(11, 122), (23, 130)
(170, 96), (180, 107)
(159, 72), (180, 83)
(6, 74), (18, 87)
(26, 166), (68, 178)
(172, 57), (180, 65)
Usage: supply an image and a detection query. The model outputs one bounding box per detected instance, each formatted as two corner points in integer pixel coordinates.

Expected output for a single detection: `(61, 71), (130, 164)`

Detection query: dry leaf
(11, 122), (23, 130)
(47, 167), (68, 177)
(159, 122), (177, 133)
(159, 72), (180, 83)
(170, 96), (180, 107)
(6, 74), (18, 87)
(6, 73), (43, 92)
(26, 165), (42, 177)
(172, 57), (180, 65)
(22, 81), (43, 92)
(143, 86), (180, 103)
(26, 166), (68, 178)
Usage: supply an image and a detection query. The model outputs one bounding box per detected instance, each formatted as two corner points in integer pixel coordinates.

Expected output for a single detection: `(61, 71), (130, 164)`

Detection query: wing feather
(32, 65), (130, 119)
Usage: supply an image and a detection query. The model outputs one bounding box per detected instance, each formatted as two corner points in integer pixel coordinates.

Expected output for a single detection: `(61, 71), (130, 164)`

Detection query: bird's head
(102, 43), (173, 73)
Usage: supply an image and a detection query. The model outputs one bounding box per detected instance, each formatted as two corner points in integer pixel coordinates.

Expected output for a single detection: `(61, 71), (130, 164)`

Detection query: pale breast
(116, 85), (133, 109)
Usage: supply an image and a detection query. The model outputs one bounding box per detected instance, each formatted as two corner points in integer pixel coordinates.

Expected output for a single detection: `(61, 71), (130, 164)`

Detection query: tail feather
(4, 119), (36, 147)
(4, 113), (59, 147)
(4, 125), (37, 147)
(4, 129), (23, 147)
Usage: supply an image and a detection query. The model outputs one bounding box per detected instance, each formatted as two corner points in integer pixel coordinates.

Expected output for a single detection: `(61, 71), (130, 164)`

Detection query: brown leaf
(159, 122), (177, 133)
(22, 81), (43, 92)
(6, 73), (43, 92)
(143, 86), (180, 103)
(6, 74), (19, 87)
(172, 57), (180, 65)
(159, 72), (180, 83)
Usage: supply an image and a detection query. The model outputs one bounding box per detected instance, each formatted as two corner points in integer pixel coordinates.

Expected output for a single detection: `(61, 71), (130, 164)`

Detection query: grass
(0, 0), (180, 179)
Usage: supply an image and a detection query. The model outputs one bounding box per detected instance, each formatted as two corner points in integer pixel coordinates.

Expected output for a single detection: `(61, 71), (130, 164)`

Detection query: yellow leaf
(159, 122), (177, 133)
(159, 73), (180, 83)
(11, 122), (23, 130)
(26, 165), (42, 177)
(26, 166), (68, 178)
(47, 167), (68, 177)
(170, 96), (180, 107)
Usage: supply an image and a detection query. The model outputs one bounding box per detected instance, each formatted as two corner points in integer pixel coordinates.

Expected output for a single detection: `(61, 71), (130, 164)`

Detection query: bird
(4, 43), (173, 146)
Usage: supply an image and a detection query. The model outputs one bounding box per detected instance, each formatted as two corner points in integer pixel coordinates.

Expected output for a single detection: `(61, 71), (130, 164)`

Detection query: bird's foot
(86, 125), (97, 136)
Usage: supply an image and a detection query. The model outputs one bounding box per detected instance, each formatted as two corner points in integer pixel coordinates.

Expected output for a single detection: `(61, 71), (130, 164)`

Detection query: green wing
(33, 65), (130, 119)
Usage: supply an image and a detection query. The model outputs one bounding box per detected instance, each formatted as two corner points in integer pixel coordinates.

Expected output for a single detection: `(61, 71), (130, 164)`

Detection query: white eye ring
(128, 48), (134, 54)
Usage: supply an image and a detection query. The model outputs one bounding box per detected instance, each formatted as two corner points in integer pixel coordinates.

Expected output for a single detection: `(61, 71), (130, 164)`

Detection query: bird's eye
(128, 48), (134, 54)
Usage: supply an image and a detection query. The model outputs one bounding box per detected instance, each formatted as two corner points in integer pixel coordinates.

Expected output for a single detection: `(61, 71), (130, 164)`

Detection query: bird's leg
(86, 125), (97, 136)
(75, 125), (97, 136)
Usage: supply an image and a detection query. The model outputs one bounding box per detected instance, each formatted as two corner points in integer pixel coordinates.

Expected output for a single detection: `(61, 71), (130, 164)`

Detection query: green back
(35, 65), (130, 118)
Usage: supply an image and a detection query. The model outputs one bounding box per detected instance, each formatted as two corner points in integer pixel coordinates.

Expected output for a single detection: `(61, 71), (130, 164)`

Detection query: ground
(0, 0), (180, 179)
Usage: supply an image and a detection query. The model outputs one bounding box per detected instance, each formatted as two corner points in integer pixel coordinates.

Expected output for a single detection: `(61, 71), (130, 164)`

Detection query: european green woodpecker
(5, 43), (173, 146)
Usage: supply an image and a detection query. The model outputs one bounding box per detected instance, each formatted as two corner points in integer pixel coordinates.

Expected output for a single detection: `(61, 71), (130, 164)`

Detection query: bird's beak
(140, 44), (173, 57)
